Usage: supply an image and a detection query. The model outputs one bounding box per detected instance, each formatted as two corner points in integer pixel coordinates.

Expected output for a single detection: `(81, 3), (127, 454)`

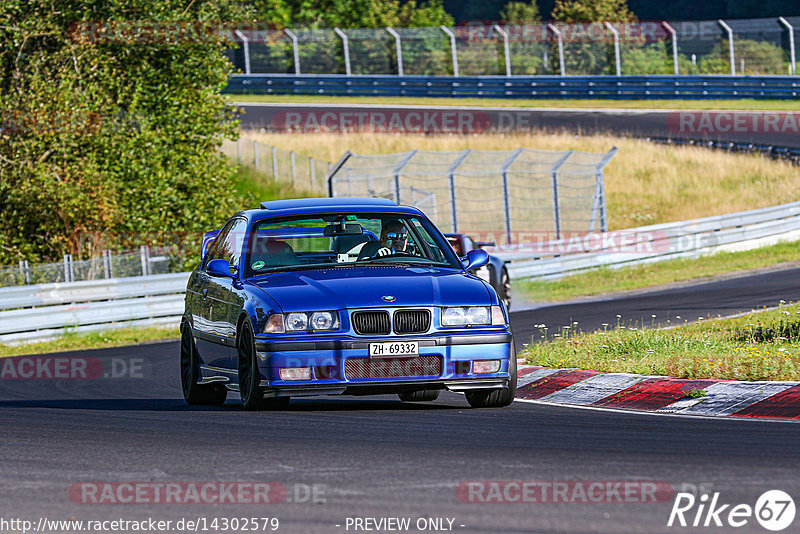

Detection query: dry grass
(242, 131), (800, 230)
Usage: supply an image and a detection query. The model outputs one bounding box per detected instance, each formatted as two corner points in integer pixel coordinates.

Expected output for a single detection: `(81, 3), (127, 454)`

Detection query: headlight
(285, 312), (309, 331)
(442, 306), (490, 326)
(441, 306), (506, 326)
(263, 311), (339, 333)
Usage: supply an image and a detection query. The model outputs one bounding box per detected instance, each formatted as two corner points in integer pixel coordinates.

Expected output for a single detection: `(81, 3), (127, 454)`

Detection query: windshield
(244, 212), (462, 276)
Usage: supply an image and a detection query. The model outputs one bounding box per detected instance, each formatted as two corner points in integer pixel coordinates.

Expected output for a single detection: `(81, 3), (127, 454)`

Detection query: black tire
(398, 389), (441, 402)
(465, 346), (517, 408)
(498, 267), (511, 309)
(180, 322), (227, 406)
(237, 320), (290, 411)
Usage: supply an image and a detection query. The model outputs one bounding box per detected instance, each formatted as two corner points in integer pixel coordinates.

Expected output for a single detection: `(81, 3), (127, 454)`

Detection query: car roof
(245, 197), (424, 219)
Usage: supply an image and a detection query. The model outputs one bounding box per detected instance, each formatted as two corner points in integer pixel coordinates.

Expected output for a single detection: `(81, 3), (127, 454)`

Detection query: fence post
(103, 250), (112, 279)
(547, 24), (565, 76)
(549, 150), (574, 240)
(440, 26), (459, 76)
(334, 28), (351, 75)
(253, 140), (259, 169)
(290, 151), (297, 187)
(605, 22), (621, 76)
(662, 22), (679, 75)
(310, 157), (316, 190)
(237, 138), (242, 163)
(718, 20), (736, 75)
(389, 149), (418, 205)
(500, 148), (524, 245)
(779, 17), (796, 75)
(446, 150), (472, 233)
(63, 254), (73, 283)
(234, 29), (251, 75)
(284, 29), (301, 75)
(325, 151), (354, 197)
(140, 245), (150, 277)
(386, 27), (404, 76)
(591, 147), (618, 233)
(272, 146), (278, 180)
(492, 25), (512, 76)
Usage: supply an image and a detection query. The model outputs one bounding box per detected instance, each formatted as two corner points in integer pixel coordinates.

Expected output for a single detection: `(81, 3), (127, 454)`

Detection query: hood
(248, 265), (492, 312)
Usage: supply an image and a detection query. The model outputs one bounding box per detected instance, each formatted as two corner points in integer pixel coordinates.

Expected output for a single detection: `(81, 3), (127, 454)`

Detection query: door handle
(202, 289), (208, 300)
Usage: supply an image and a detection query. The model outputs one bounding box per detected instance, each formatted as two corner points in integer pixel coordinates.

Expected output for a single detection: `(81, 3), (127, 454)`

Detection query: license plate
(369, 341), (419, 358)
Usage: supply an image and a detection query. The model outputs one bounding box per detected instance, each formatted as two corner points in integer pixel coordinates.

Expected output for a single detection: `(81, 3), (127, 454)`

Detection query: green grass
(522, 302), (800, 381)
(515, 238), (800, 303)
(227, 94), (800, 111)
(231, 164), (319, 207)
(0, 326), (179, 358)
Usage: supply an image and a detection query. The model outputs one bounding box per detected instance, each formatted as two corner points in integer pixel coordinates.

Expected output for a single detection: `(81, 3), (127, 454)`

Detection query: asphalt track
(238, 102), (800, 149)
(2, 266), (800, 533)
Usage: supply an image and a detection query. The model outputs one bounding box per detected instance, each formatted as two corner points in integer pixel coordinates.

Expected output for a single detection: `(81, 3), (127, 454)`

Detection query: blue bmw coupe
(180, 197), (516, 410)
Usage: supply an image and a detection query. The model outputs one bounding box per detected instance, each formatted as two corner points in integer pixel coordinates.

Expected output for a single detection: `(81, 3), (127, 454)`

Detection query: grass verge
(228, 94), (800, 111)
(0, 326), (179, 358)
(515, 239), (800, 303)
(522, 302), (800, 381)
(231, 164), (319, 207)
(243, 131), (800, 229)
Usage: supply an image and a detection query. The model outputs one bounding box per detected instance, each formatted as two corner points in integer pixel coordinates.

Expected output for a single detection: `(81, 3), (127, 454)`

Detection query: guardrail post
(500, 148), (524, 244)
(253, 140), (259, 169)
(272, 146), (278, 180)
(386, 27), (404, 76)
(334, 28), (351, 75)
(19, 260), (30, 285)
(234, 29), (251, 75)
(440, 26), (459, 76)
(284, 29), (301, 75)
(662, 22), (680, 75)
(290, 151), (297, 187)
(493, 25), (512, 76)
(718, 20), (736, 75)
(447, 150), (471, 233)
(605, 22), (621, 76)
(779, 17), (796, 75)
(547, 24), (565, 76)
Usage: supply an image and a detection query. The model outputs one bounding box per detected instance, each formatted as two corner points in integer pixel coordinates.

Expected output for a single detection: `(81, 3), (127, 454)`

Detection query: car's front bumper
(253, 331), (513, 398)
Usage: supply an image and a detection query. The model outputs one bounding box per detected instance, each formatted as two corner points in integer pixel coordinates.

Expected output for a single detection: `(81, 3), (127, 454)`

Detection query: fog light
(473, 360), (501, 374)
(279, 367), (312, 381)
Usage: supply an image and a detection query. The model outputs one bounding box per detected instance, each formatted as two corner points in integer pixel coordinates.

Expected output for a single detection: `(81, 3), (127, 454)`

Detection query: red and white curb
(515, 362), (800, 420)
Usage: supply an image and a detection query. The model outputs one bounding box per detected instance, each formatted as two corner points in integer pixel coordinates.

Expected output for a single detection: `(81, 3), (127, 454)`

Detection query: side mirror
(463, 249), (489, 271)
(207, 259), (236, 278)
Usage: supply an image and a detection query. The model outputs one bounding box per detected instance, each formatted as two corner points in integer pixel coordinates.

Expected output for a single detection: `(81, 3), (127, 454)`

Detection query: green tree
(0, 0), (244, 264)
(500, 1), (540, 23)
(551, 0), (637, 22)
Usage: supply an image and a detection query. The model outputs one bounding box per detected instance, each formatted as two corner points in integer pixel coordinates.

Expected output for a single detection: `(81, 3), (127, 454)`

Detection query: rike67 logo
(668, 490), (796, 531)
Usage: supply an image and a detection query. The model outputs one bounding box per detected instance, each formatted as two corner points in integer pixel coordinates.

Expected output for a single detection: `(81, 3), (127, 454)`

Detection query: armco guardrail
(499, 201), (800, 280)
(3, 201), (800, 344)
(225, 75), (800, 100)
(0, 273), (189, 344)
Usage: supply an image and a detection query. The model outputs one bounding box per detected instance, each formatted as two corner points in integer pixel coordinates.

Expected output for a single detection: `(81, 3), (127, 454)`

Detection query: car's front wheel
(465, 347), (517, 408)
(398, 389), (440, 402)
(180, 322), (227, 406)
(237, 320), (290, 411)
(498, 267), (511, 309)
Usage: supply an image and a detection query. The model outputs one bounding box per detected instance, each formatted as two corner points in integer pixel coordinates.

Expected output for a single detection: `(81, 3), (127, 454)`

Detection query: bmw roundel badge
(382, 295), (396, 302)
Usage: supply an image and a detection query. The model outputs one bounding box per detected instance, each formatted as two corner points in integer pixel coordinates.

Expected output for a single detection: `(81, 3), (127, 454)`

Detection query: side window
(205, 218), (247, 269)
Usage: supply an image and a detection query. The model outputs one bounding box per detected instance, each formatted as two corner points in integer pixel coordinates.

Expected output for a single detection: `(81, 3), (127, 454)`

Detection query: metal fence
(225, 17), (799, 77)
(326, 148), (617, 239)
(0, 246), (173, 288)
(222, 138), (331, 193)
